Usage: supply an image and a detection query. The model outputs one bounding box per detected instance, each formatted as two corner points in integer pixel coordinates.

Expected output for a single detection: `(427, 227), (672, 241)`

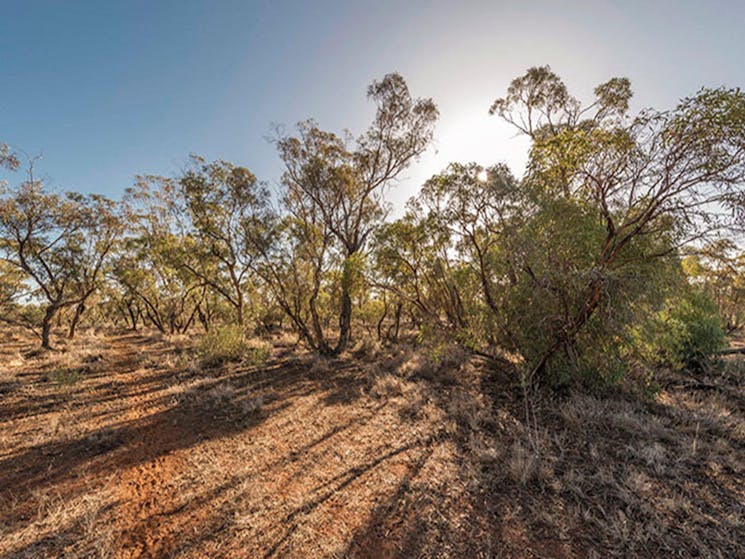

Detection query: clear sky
(1, 0), (744, 213)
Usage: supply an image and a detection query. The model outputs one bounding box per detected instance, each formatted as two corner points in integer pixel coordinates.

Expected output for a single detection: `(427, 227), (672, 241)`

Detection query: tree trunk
(334, 289), (352, 354)
(308, 258), (331, 355)
(197, 304), (209, 332)
(236, 288), (244, 326)
(333, 254), (355, 355)
(68, 302), (86, 339)
(41, 305), (58, 350)
(715, 347), (745, 355)
(530, 277), (604, 384)
(376, 299), (388, 341)
(127, 303), (139, 331)
(392, 301), (402, 342)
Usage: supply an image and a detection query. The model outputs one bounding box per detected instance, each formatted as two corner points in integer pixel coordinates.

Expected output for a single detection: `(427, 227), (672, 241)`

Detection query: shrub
(662, 288), (726, 370)
(638, 287), (726, 371)
(246, 340), (271, 366)
(197, 325), (271, 368)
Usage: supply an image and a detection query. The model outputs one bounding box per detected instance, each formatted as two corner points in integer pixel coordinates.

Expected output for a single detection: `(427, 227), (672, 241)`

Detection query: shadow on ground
(1, 331), (743, 558)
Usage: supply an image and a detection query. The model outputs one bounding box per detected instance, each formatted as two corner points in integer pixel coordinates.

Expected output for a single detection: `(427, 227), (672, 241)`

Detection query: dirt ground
(0, 329), (743, 558)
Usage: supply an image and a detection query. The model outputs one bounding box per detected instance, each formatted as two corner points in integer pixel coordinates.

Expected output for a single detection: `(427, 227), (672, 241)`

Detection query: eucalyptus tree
(115, 175), (206, 334)
(373, 204), (470, 337)
(683, 240), (745, 332)
(412, 163), (525, 348)
(485, 66), (745, 384)
(0, 144), (24, 326)
(179, 155), (273, 327)
(63, 193), (121, 338)
(0, 259), (30, 328)
(265, 73), (438, 354)
(0, 164), (121, 348)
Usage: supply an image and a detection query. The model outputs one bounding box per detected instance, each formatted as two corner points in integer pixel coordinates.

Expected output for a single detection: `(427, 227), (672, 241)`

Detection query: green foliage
(0, 176), (121, 347)
(644, 288), (726, 371)
(682, 241), (745, 331)
(51, 368), (82, 387)
(179, 155), (273, 326)
(4, 69), (745, 392)
(262, 73), (438, 355)
(197, 325), (270, 368)
(116, 176), (205, 335)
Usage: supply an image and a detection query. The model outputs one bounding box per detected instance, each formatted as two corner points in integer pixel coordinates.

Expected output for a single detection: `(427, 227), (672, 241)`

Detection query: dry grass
(0, 327), (742, 558)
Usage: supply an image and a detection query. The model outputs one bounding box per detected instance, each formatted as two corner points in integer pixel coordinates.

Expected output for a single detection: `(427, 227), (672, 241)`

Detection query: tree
(683, 240), (745, 332)
(0, 162), (121, 348)
(0, 259), (31, 327)
(412, 162), (524, 351)
(179, 155), (272, 327)
(373, 202), (472, 339)
(265, 73), (438, 355)
(486, 66), (745, 384)
(114, 175), (206, 335)
(64, 193), (121, 338)
(0, 143), (19, 173)
(0, 144), (26, 328)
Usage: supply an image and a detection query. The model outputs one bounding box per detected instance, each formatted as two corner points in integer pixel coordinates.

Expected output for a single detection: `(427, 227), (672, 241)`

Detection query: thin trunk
(127, 303), (139, 331)
(309, 255), (331, 355)
(376, 299), (388, 341)
(392, 301), (402, 342)
(68, 302), (86, 339)
(530, 278), (604, 384)
(308, 295), (329, 353)
(334, 289), (352, 354)
(197, 304), (209, 332)
(182, 303), (199, 333)
(236, 299), (244, 326)
(235, 279), (244, 326)
(333, 254), (355, 355)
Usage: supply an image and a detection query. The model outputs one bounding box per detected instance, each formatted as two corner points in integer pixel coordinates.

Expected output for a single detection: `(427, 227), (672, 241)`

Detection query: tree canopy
(1, 68), (742, 389)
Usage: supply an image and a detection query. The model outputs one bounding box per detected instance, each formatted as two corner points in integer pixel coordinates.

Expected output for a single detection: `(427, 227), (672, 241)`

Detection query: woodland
(1, 67), (743, 558)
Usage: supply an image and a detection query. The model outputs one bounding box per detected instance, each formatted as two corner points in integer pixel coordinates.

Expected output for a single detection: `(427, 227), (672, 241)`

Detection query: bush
(246, 340), (272, 365)
(640, 287), (726, 371)
(197, 325), (271, 368)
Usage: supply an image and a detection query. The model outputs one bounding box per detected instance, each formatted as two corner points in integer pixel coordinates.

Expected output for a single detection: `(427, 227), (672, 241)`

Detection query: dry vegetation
(1, 327), (742, 558)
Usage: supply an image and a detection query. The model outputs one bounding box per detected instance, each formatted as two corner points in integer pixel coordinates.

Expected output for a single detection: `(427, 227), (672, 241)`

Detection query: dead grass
(0, 327), (742, 558)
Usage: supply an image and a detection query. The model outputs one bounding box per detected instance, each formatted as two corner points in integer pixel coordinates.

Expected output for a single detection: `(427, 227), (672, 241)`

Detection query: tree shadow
(4, 333), (743, 558)
(0, 349), (371, 536)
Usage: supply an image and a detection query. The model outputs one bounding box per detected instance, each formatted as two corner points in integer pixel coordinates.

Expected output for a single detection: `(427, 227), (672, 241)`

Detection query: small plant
(245, 339), (271, 366)
(197, 325), (270, 367)
(50, 368), (81, 387)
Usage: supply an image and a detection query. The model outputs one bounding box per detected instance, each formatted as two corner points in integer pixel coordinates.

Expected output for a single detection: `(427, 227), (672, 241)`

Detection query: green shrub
(197, 325), (271, 367)
(639, 287), (726, 371)
(51, 368), (81, 387)
(246, 340), (271, 366)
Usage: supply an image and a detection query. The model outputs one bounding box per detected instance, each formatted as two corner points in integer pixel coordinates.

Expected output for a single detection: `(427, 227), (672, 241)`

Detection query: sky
(1, 0), (744, 213)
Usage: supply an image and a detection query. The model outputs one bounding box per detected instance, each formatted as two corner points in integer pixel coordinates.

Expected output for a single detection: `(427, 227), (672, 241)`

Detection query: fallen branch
(714, 347), (745, 355)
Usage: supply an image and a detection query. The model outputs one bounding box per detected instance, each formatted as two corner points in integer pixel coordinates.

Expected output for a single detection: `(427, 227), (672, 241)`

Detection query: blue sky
(1, 0), (744, 212)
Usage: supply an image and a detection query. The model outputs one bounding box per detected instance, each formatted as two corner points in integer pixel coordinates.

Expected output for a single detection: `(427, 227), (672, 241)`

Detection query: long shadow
(0, 373), (180, 424)
(0, 352), (368, 529)
(13, 336), (741, 557)
(263, 437), (434, 559)
(0, 338), (173, 423)
(1, 337), (389, 558)
(341, 443), (450, 558)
